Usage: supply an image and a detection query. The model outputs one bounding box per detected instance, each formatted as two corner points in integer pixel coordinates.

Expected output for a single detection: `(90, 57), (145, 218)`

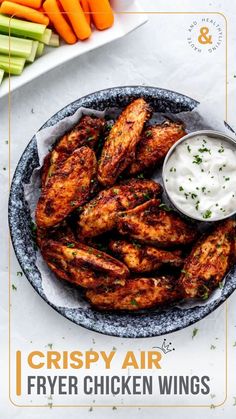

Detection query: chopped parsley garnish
(192, 328), (199, 339)
(146, 130), (152, 138)
(67, 243), (75, 248)
(179, 186), (184, 191)
(198, 147), (211, 153)
(202, 291), (209, 300)
(203, 210), (212, 219)
(137, 173), (145, 179)
(143, 193), (151, 200)
(17, 271), (23, 277)
(218, 146), (225, 153)
(130, 299), (139, 307)
(87, 135), (95, 142)
(159, 203), (172, 211)
(191, 193), (198, 199)
(12, 284), (17, 291)
(187, 145), (191, 153)
(193, 155), (203, 165)
(195, 201), (200, 211)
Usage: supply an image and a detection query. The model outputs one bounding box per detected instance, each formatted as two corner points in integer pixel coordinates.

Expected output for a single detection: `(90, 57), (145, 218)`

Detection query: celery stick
(49, 33), (60, 47)
(0, 54), (25, 75)
(36, 42), (44, 57)
(0, 34), (33, 58)
(38, 28), (52, 45)
(0, 69), (4, 84)
(26, 41), (38, 63)
(0, 15), (46, 41)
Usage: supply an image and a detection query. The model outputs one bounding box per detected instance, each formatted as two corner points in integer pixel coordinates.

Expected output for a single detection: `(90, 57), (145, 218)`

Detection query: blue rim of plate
(8, 86), (236, 338)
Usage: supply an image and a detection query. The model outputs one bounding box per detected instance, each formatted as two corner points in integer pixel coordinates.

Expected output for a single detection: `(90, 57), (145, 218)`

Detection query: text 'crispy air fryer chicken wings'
(41, 240), (129, 289)
(98, 98), (151, 187)
(78, 179), (162, 238)
(127, 120), (187, 176)
(36, 147), (97, 229)
(109, 239), (184, 273)
(41, 115), (104, 186)
(86, 277), (181, 311)
(117, 199), (196, 247)
(179, 219), (236, 299)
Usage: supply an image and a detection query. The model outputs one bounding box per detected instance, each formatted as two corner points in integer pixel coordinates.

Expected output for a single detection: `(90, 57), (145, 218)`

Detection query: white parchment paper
(24, 103), (236, 310)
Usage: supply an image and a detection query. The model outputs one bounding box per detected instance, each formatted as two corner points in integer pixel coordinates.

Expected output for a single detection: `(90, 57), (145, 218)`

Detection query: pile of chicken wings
(35, 99), (236, 311)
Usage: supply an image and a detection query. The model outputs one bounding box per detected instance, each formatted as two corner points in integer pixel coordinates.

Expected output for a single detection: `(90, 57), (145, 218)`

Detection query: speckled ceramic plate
(8, 86), (236, 338)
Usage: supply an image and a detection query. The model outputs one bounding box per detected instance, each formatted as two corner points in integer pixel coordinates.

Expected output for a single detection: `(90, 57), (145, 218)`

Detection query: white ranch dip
(164, 134), (236, 221)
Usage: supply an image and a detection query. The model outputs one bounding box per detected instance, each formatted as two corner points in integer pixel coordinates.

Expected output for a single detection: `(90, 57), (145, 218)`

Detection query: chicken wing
(41, 239), (129, 289)
(109, 239), (183, 273)
(78, 179), (162, 238)
(179, 219), (236, 299)
(128, 120), (186, 175)
(36, 147), (97, 229)
(36, 220), (76, 249)
(86, 277), (181, 311)
(117, 199), (196, 247)
(98, 98), (151, 186)
(41, 115), (104, 186)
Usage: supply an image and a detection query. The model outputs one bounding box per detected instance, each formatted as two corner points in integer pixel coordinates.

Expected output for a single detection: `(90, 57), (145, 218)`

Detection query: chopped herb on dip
(164, 134), (236, 221)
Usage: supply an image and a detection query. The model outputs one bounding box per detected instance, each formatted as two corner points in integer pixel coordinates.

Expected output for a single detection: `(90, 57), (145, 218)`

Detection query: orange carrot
(0, 1), (49, 25)
(0, 0), (42, 7)
(80, 0), (90, 25)
(59, 0), (91, 40)
(43, 0), (77, 44)
(87, 0), (114, 30)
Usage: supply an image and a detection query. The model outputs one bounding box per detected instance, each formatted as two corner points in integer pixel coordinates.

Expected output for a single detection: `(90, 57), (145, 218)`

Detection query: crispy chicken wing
(109, 239), (183, 273)
(128, 120), (186, 175)
(36, 220), (76, 249)
(86, 277), (181, 311)
(180, 219), (236, 299)
(78, 179), (162, 238)
(36, 147), (97, 229)
(41, 240), (129, 289)
(98, 99), (151, 186)
(41, 115), (104, 186)
(117, 199), (196, 247)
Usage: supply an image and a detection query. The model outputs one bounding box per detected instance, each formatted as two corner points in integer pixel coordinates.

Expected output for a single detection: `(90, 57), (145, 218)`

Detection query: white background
(1, 0), (236, 418)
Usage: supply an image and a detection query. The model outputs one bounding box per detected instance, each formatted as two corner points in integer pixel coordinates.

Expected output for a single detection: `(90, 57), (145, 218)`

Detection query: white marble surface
(1, 0), (236, 418)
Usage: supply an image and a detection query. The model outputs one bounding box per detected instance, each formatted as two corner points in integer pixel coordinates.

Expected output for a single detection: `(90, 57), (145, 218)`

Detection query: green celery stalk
(0, 34), (33, 58)
(38, 28), (52, 45)
(0, 54), (25, 75)
(36, 42), (44, 57)
(26, 40), (38, 62)
(0, 68), (4, 84)
(49, 33), (60, 47)
(0, 15), (46, 41)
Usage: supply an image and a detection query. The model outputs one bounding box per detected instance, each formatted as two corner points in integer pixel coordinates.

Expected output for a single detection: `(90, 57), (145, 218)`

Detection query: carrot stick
(0, 0), (42, 7)
(43, 0), (77, 44)
(80, 0), (90, 25)
(87, 0), (114, 30)
(59, 0), (91, 40)
(0, 1), (49, 25)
